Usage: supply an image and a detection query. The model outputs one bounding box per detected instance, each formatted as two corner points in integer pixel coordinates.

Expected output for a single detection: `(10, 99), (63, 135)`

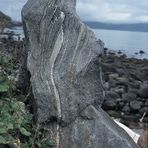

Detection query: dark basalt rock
(22, 0), (139, 147)
(122, 93), (137, 102)
(122, 103), (130, 113)
(130, 101), (143, 112)
(139, 86), (148, 99)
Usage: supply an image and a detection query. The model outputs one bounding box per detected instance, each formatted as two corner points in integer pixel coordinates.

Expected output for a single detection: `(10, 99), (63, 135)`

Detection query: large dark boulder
(22, 0), (139, 147)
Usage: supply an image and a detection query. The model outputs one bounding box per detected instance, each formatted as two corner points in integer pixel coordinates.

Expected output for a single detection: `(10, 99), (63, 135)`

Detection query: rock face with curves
(22, 0), (139, 147)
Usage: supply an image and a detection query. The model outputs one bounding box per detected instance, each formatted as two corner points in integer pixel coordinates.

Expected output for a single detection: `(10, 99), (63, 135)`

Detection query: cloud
(0, 0), (26, 21)
(0, 0), (148, 23)
(76, 0), (148, 23)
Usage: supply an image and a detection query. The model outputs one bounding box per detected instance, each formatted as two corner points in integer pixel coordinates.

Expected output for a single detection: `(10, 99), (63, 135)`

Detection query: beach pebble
(130, 101), (143, 112)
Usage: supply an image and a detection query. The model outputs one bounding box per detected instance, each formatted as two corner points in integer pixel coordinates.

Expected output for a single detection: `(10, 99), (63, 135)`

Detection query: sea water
(93, 29), (148, 59)
(3, 27), (148, 59)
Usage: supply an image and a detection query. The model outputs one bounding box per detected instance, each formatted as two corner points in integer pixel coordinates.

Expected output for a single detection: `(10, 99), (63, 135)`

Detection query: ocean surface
(93, 29), (148, 59)
(3, 27), (148, 59)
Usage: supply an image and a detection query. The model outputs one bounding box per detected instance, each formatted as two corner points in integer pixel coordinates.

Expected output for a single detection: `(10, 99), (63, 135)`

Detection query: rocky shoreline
(0, 37), (147, 127)
(101, 50), (148, 128)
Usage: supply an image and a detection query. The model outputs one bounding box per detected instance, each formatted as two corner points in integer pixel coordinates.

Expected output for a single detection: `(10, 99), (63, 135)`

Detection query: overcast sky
(0, 0), (148, 23)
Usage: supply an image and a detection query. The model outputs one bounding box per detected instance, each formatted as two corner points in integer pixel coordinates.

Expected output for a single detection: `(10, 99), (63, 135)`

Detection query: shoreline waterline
(93, 28), (148, 59)
(1, 26), (148, 59)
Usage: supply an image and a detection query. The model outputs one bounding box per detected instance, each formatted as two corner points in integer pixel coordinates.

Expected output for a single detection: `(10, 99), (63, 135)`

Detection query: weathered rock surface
(22, 0), (104, 124)
(60, 105), (138, 148)
(22, 0), (139, 147)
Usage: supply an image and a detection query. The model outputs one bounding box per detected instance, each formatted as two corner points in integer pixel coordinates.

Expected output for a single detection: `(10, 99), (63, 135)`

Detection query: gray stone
(139, 107), (148, 115)
(22, 0), (104, 124)
(109, 73), (119, 79)
(108, 79), (119, 88)
(59, 106), (139, 148)
(107, 110), (121, 118)
(136, 97), (145, 102)
(103, 91), (121, 110)
(128, 88), (139, 96)
(145, 100), (148, 106)
(111, 87), (125, 95)
(102, 63), (117, 73)
(130, 101), (143, 112)
(127, 81), (141, 89)
(103, 100), (117, 110)
(116, 77), (128, 85)
(22, 0), (139, 147)
(122, 104), (130, 113)
(122, 93), (137, 102)
(105, 91), (120, 100)
(118, 101), (125, 108)
(139, 86), (148, 99)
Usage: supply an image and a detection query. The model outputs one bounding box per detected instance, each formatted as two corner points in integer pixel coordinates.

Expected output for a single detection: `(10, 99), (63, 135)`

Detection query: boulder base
(59, 105), (139, 148)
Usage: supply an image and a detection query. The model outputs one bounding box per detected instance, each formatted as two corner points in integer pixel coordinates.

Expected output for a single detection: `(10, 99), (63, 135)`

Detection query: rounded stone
(122, 93), (137, 102)
(122, 104), (130, 113)
(130, 100), (143, 112)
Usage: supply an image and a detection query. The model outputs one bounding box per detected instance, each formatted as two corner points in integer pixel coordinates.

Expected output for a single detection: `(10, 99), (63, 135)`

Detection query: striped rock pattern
(22, 0), (104, 124)
(22, 0), (139, 147)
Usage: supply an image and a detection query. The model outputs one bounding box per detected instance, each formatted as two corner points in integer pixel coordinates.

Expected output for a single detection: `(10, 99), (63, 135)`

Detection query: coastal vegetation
(0, 38), (52, 147)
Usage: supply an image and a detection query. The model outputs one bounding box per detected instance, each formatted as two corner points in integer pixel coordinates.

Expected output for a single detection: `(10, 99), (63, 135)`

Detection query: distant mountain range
(85, 21), (148, 32)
